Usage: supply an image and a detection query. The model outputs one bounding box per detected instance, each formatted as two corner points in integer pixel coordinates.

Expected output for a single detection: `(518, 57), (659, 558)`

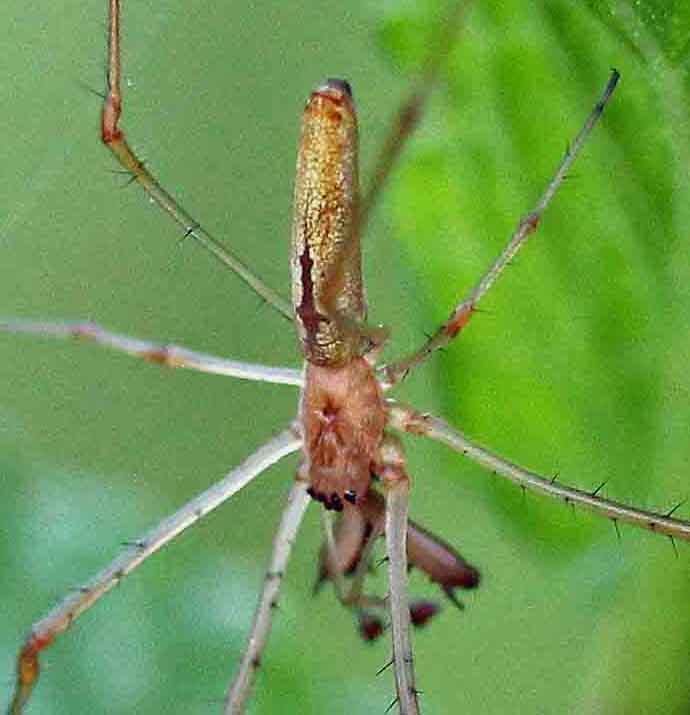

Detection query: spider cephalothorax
(301, 358), (385, 509)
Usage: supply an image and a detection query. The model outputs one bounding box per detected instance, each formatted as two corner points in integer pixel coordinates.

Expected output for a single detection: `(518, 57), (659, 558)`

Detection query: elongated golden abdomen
(290, 79), (368, 367)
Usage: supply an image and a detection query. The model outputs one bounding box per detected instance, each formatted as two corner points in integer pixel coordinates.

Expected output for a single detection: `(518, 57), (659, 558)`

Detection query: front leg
(10, 426), (302, 715)
(379, 434), (419, 715)
(224, 469), (311, 714)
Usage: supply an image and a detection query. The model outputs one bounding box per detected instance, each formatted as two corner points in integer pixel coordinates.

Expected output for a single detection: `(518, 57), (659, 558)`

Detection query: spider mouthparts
(306, 487), (345, 511)
(326, 492), (344, 511)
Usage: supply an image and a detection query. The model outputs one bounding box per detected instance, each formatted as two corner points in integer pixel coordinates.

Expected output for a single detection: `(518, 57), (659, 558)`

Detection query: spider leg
(319, 506), (387, 611)
(0, 318), (303, 386)
(381, 70), (620, 385)
(102, 0), (292, 319)
(379, 435), (419, 715)
(9, 425), (301, 715)
(388, 401), (690, 542)
(224, 471), (311, 714)
(357, 1), (468, 237)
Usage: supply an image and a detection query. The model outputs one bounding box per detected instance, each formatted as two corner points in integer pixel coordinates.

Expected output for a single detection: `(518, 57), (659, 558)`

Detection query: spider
(3, 2), (690, 714)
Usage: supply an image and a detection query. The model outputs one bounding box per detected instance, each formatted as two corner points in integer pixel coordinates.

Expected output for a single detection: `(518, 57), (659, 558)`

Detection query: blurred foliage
(584, 0), (690, 66)
(384, 1), (690, 714)
(1, 1), (689, 715)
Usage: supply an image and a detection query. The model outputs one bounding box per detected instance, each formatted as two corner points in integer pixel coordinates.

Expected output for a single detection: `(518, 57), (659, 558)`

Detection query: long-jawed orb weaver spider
(4, 1), (682, 710)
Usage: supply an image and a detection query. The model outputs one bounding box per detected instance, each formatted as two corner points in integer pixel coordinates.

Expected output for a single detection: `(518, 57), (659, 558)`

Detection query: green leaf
(388, 1), (690, 713)
(584, 0), (690, 66)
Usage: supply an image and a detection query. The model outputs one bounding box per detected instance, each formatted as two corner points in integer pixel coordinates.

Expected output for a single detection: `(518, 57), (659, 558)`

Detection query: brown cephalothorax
(300, 358), (385, 509)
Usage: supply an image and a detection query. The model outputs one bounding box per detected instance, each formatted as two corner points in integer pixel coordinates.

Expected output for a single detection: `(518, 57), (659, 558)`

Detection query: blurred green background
(2, 1), (689, 713)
